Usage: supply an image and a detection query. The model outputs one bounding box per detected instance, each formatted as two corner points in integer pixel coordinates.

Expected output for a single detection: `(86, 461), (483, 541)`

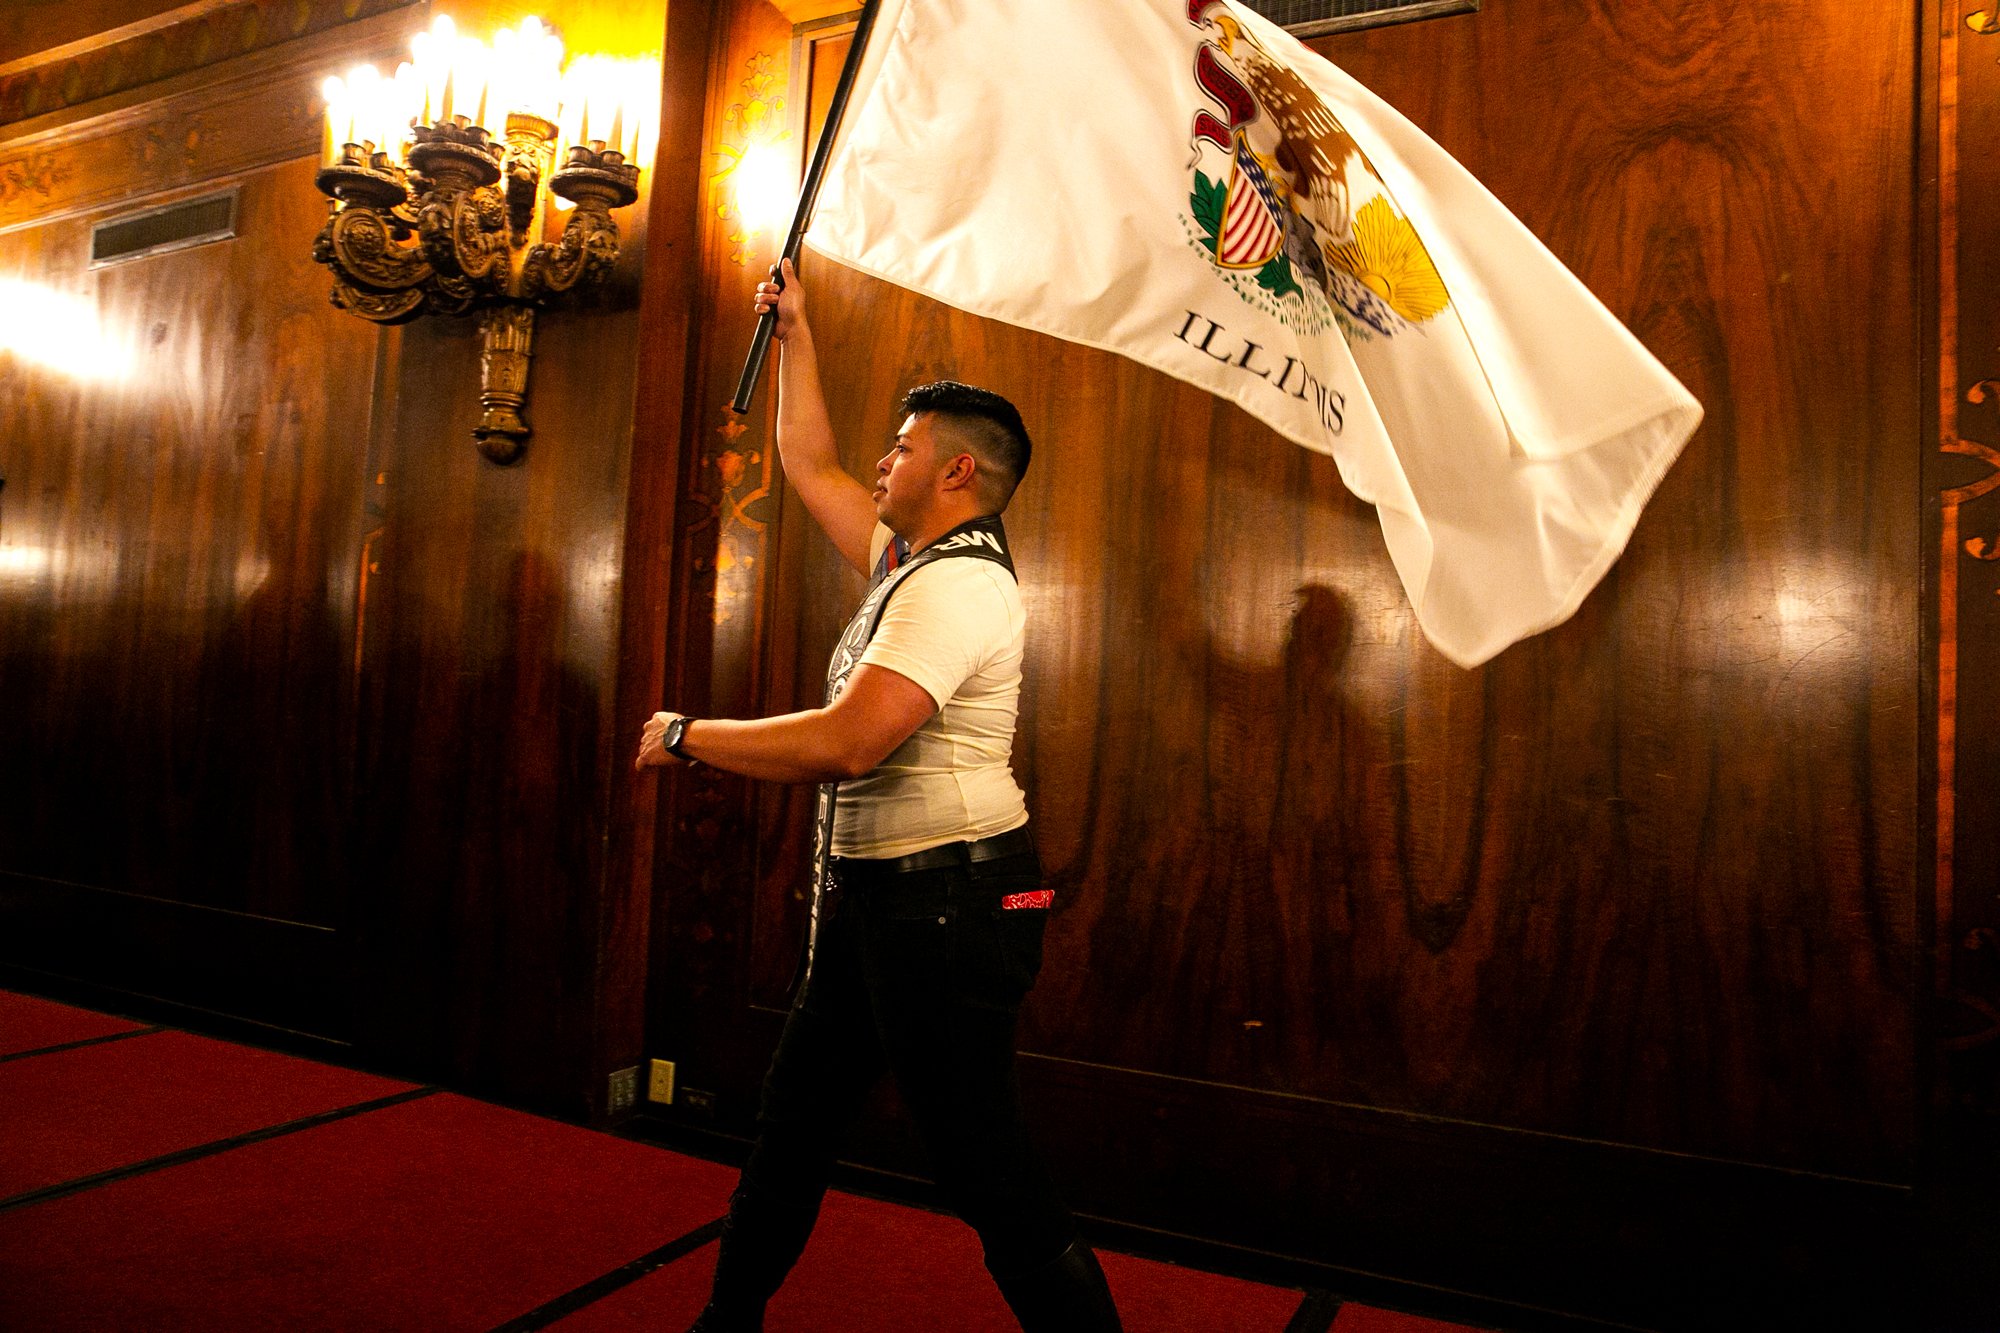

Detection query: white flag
(807, 0), (1702, 667)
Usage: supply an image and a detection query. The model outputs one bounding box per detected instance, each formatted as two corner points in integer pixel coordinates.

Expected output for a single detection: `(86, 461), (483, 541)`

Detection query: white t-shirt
(831, 524), (1029, 858)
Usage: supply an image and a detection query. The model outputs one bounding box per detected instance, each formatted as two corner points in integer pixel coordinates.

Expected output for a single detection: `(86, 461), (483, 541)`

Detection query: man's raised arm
(756, 258), (877, 575)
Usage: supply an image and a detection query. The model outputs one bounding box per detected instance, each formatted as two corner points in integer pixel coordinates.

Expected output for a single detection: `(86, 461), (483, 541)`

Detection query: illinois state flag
(806, 0), (1702, 667)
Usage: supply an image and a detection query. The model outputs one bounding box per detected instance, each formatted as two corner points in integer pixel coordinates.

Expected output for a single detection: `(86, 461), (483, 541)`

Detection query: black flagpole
(730, 0), (884, 414)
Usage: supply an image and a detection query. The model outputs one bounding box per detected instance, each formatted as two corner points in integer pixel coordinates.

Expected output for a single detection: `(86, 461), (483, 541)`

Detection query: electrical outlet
(608, 1065), (638, 1116)
(648, 1058), (676, 1104)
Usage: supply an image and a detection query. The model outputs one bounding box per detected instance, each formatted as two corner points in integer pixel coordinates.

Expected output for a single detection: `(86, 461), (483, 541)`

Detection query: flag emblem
(1183, 6), (1448, 342)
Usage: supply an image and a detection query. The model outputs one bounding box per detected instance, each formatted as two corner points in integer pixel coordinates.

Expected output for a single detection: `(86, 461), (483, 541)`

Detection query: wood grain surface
(1944, 0), (2000, 1126)
(342, 0), (668, 1111)
(0, 0), (190, 72)
(0, 160), (376, 926)
(0, 0), (676, 1107)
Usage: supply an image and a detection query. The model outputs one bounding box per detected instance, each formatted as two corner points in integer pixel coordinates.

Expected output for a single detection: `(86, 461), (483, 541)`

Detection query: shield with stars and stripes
(1215, 134), (1287, 269)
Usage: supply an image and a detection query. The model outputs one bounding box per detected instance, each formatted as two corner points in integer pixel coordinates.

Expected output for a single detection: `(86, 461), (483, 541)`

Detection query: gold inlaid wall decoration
(710, 52), (791, 267)
(1956, 384), (2000, 578)
(0, 153), (71, 207)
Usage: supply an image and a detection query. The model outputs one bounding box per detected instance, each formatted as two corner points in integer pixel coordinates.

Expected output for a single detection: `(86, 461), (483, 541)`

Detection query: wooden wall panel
(0, 152), (379, 1030)
(0, 163), (378, 904)
(1929, 9), (2000, 1321)
(591, 0), (723, 1139)
(1944, 0), (2000, 1129)
(0, 10), (414, 1038)
(338, 0), (672, 1113)
(0, 0), (694, 1113)
(648, 0), (1928, 1320)
(1262, 0), (1924, 1176)
(347, 300), (643, 1104)
(648, 0), (803, 1084)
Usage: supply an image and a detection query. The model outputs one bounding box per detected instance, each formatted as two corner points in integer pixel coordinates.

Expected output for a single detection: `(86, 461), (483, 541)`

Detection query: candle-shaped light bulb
(320, 74), (346, 165)
(490, 18), (528, 123)
(410, 35), (433, 123)
(491, 24), (517, 124)
(385, 62), (420, 162)
(529, 20), (563, 122)
(593, 76), (619, 149)
(635, 57), (661, 166)
(563, 60), (588, 146)
(557, 95), (581, 157)
(438, 20), (467, 123)
(345, 64), (381, 149)
(451, 36), (489, 130)
(412, 20), (452, 125)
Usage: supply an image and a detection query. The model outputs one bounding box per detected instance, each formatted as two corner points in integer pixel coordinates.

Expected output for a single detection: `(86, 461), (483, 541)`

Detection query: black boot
(684, 1302), (761, 1333)
(990, 1239), (1124, 1333)
(681, 1208), (779, 1333)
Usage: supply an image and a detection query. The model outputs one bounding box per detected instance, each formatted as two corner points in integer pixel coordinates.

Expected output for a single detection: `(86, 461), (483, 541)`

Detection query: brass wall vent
(1240, 0), (1479, 37)
(89, 190), (239, 268)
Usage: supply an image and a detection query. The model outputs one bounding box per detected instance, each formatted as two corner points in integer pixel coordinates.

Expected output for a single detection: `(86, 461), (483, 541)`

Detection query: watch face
(664, 717), (688, 753)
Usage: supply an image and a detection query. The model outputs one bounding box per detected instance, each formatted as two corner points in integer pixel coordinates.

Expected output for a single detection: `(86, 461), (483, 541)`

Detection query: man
(635, 258), (1122, 1333)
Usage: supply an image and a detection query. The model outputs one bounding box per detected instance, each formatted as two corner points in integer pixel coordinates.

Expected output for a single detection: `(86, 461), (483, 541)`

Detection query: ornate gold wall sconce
(313, 17), (658, 464)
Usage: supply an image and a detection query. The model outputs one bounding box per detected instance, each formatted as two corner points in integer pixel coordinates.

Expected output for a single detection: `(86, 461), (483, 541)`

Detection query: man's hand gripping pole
(729, 0), (880, 414)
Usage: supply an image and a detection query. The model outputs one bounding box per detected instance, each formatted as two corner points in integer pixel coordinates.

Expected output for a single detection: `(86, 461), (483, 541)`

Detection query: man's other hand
(636, 711), (686, 771)
(753, 257), (805, 342)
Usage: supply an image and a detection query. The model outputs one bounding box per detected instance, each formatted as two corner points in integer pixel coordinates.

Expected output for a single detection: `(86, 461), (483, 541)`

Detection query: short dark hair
(899, 380), (1032, 513)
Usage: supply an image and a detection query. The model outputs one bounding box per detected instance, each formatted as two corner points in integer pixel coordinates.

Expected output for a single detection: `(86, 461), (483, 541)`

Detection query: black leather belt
(830, 824), (1035, 877)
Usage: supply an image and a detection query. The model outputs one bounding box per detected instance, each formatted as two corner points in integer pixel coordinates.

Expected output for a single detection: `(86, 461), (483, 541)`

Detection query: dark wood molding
(0, 7), (417, 230)
(0, 873), (350, 1039)
(1026, 1055), (1913, 1328)
(0, 0), (423, 129)
(646, 1009), (1916, 1327)
(1258, 0), (1479, 40)
(592, 0), (725, 1123)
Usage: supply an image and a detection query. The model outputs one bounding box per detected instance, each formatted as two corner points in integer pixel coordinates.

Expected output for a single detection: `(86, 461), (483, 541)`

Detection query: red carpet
(0, 1091), (740, 1331)
(552, 1189), (1312, 1332)
(0, 991), (1495, 1333)
(547, 1235), (716, 1331)
(1333, 1305), (1491, 1333)
(0, 1027), (416, 1199)
(0, 989), (147, 1055)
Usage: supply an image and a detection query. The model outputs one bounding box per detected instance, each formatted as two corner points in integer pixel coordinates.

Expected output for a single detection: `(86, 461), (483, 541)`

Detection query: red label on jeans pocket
(1000, 890), (1054, 910)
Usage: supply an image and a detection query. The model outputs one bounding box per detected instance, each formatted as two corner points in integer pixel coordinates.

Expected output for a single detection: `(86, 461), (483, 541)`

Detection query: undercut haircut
(899, 380), (1032, 515)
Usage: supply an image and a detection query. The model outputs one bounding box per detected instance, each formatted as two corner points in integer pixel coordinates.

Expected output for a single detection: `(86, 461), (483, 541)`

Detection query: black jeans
(710, 846), (1077, 1316)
